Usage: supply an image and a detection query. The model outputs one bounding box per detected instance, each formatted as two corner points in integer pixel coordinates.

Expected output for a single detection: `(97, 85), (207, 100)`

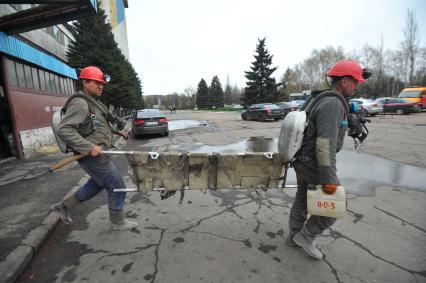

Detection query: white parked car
(351, 98), (383, 116)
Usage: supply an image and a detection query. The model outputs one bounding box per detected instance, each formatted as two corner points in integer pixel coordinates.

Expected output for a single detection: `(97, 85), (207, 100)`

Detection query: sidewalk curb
(0, 135), (128, 283)
(0, 176), (89, 283)
(0, 157), (16, 165)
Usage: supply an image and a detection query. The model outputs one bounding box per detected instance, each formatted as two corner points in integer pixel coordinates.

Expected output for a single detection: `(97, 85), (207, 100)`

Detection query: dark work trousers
(288, 160), (337, 241)
(75, 155), (126, 213)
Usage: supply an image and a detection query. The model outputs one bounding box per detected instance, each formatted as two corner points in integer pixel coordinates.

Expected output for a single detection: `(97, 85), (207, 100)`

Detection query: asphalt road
(17, 111), (426, 283)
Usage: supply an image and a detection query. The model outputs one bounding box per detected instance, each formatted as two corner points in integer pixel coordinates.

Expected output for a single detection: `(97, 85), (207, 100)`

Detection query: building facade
(0, 1), (129, 160)
(99, 0), (129, 60)
(0, 4), (78, 159)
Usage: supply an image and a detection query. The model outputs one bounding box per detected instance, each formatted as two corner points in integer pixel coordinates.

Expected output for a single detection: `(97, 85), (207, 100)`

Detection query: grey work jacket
(57, 92), (118, 154)
(296, 93), (348, 185)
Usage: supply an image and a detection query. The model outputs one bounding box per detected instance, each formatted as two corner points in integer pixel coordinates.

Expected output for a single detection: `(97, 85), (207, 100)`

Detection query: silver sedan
(351, 98), (383, 116)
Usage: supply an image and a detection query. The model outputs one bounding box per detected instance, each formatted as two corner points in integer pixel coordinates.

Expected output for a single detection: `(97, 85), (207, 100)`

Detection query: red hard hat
(79, 66), (106, 84)
(326, 60), (366, 83)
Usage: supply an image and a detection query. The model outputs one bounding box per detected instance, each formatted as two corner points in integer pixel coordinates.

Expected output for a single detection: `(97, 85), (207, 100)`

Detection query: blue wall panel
(0, 31), (77, 79)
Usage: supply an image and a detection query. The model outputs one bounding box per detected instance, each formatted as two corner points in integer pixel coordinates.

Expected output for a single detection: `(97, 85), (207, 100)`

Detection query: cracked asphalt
(17, 111), (426, 283)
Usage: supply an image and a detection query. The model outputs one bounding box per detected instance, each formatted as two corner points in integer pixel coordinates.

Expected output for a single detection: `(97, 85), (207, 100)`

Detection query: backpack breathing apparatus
(51, 94), (126, 153)
(302, 89), (372, 148)
(278, 61), (373, 162)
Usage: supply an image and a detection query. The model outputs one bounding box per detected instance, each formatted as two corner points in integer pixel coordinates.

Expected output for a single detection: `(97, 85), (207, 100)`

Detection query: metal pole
(102, 150), (134, 155)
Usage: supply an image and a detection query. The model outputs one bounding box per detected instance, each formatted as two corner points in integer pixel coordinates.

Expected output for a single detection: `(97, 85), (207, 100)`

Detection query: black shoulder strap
(62, 94), (124, 129)
(62, 94), (93, 114)
(62, 94), (106, 117)
(300, 90), (349, 115)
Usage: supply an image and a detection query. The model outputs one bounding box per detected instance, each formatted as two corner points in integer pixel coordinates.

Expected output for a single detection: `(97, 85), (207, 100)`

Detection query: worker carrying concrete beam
(286, 60), (372, 259)
(51, 66), (137, 231)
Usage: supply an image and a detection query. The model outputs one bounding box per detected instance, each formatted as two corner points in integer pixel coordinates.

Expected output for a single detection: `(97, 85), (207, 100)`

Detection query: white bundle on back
(278, 111), (307, 163)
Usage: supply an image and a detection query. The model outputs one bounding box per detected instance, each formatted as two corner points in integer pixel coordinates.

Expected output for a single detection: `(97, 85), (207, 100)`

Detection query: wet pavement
(3, 111), (425, 283)
(168, 119), (208, 131)
(165, 137), (426, 195)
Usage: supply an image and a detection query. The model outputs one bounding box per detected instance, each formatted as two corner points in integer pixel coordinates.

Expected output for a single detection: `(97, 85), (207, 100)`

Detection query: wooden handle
(49, 153), (87, 172)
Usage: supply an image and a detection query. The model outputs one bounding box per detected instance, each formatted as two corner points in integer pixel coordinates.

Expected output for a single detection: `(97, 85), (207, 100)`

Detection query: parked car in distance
(351, 98), (383, 116)
(241, 103), (282, 121)
(132, 109), (169, 137)
(289, 100), (306, 107)
(375, 98), (419, 115)
(397, 87), (426, 109)
(276, 101), (301, 118)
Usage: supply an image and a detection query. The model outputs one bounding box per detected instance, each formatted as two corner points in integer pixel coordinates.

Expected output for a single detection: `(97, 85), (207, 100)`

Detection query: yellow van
(398, 87), (426, 109)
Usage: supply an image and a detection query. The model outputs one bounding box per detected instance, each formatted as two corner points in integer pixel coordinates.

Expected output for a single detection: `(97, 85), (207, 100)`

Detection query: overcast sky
(126, 0), (426, 96)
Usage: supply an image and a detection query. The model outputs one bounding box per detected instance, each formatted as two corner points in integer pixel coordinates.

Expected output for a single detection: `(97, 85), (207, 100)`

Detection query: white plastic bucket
(307, 185), (346, 219)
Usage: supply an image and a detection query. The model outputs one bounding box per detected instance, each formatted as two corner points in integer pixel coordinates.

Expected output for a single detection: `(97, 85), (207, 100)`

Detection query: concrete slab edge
(0, 138), (125, 282)
(0, 176), (89, 283)
(0, 157), (16, 165)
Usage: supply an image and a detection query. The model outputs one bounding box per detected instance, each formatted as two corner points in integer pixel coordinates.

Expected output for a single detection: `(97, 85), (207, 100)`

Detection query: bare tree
(415, 47), (426, 85)
(224, 75), (232, 105)
(386, 49), (407, 96)
(358, 39), (386, 98)
(401, 8), (419, 84)
(231, 84), (242, 104)
(297, 46), (345, 89)
(280, 67), (305, 100)
(184, 86), (196, 107)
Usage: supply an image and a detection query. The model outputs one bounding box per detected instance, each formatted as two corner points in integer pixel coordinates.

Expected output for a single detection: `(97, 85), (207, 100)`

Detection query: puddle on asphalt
(169, 136), (277, 153)
(168, 120), (208, 131)
(168, 137), (426, 195)
(336, 150), (426, 195)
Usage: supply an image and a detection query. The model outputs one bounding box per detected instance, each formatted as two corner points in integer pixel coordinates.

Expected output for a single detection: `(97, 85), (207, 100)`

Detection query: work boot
(109, 210), (138, 231)
(293, 227), (323, 259)
(285, 233), (297, 247)
(51, 194), (80, 225)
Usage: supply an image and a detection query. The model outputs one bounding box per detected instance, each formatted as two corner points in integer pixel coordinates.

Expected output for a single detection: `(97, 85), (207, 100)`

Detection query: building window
(58, 77), (63, 94)
(45, 71), (52, 93)
(64, 78), (69, 94)
(24, 65), (33, 89)
(45, 26), (53, 37)
(15, 62), (26, 87)
(54, 75), (60, 94)
(58, 30), (65, 45)
(5, 58), (18, 86)
(49, 73), (56, 93)
(10, 4), (23, 11)
(70, 79), (76, 93)
(39, 70), (47, 91)
(60, 77), (68, 95)
(31, 67), (40, 90)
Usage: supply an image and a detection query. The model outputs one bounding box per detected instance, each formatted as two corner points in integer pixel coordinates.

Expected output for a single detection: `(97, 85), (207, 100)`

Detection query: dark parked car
(276, 101), (300, 118)
(375, 98), (419, 115)
(132, 109), (169, 137)
(241, 103), (282, 121)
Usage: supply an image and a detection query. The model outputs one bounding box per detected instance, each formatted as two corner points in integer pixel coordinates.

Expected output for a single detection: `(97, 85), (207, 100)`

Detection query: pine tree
(242, 38), (282, 107)
(208, 75), (224, 108)
(196, 79), (209, 109)
(67, 4), (144, 111)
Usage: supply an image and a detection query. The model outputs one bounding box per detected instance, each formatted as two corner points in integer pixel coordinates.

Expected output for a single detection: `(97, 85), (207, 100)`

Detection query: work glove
(322, 184), (337, 194)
